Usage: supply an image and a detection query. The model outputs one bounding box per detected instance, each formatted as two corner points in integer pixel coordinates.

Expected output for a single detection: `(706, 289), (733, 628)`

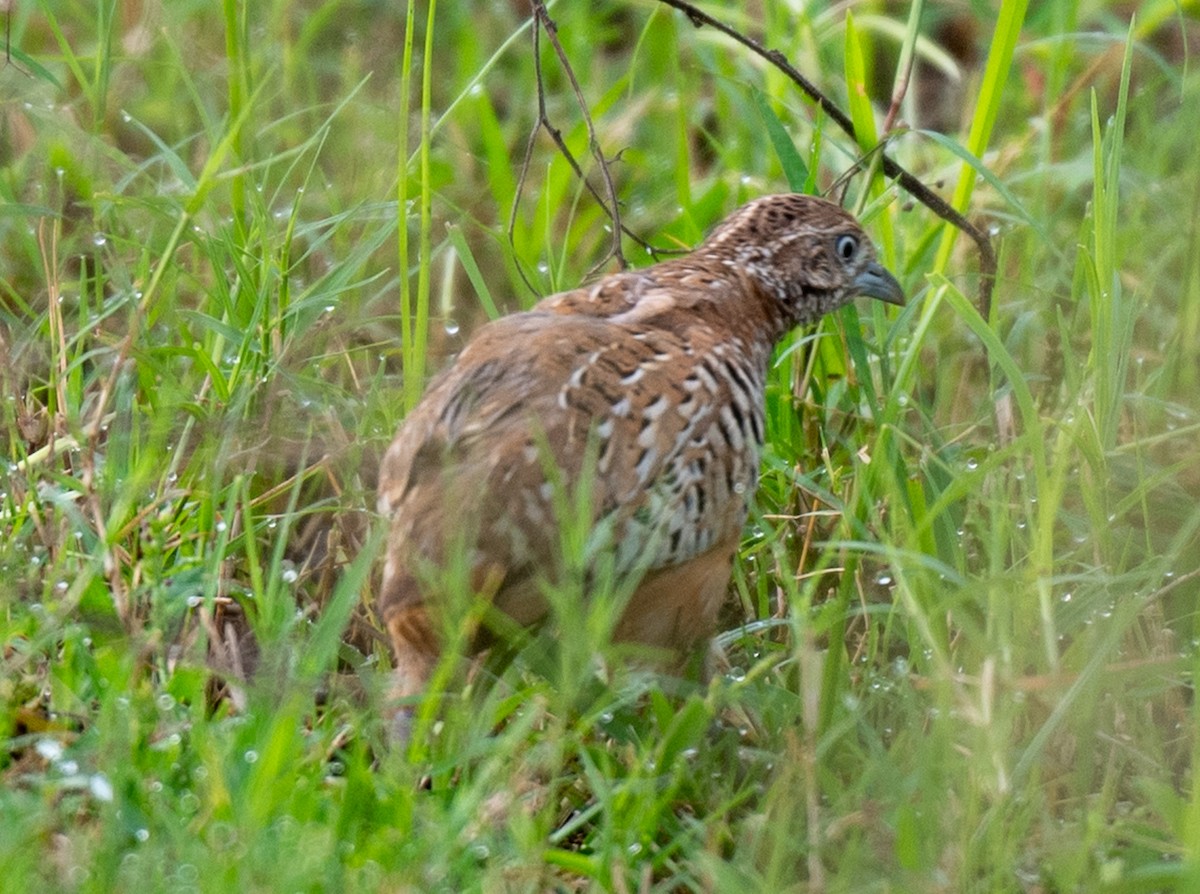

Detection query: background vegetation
(2, 1), (1198, 890)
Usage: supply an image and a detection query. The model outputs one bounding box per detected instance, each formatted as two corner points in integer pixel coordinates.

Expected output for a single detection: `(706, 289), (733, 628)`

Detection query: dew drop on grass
(444, 319), (460, 336)
(282, 567), (298, 584)
(176, 864), (200, 884)
(134, 828), (150, 843)
(90, 773), (114, 802)
(215, 520), (227, 533)
(36, 738), (64, 762)
(244, 750), (259, 764)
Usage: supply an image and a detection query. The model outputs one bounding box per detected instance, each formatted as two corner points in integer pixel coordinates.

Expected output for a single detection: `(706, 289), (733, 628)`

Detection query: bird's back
(378, 289), (769, 631)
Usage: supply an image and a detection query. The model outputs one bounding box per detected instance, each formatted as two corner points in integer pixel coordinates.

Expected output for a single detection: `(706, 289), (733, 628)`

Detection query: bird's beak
(854, 262), (905, 307)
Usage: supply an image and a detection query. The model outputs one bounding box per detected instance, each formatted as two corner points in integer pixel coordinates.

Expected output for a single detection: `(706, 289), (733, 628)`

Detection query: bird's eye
(835, 234), (858, 261)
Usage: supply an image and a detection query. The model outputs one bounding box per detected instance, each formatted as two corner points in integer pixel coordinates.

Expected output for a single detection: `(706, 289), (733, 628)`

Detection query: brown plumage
(377, 194), (903, 733)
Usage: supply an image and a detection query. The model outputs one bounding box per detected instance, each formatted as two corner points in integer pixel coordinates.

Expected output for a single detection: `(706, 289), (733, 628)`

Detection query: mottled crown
(698, 194), (903, 325)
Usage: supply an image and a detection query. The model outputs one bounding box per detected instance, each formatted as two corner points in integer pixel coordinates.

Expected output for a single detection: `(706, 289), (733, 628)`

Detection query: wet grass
(1, 2), (1198, 891)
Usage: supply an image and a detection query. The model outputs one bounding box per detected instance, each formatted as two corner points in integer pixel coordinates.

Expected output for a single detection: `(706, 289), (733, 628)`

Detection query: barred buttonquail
(376, 194), (903, 732)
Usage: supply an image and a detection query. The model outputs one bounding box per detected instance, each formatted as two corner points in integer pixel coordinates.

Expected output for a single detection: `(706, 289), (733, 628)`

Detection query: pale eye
(835, 234), (858, 261)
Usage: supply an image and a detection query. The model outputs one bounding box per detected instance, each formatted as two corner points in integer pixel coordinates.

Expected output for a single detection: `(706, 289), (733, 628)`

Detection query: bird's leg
(384, 604), (440, 744)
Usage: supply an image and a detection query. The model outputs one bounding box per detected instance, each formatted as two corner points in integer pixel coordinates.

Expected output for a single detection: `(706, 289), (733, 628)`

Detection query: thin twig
(508, 14), (552, 297)
(2, 0), (30, 77)
(530, 1), (625, 270)
(511, 2), (673, 293)
(656, 0), (997, 318)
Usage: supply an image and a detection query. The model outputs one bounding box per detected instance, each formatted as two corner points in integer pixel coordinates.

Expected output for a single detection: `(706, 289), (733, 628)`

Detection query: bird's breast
(611, 342), (768, 572)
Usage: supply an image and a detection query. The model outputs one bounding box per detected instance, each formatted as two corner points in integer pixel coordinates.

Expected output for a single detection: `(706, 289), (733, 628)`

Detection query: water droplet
(134, 828), (150, 843)
(215, 521), (227, 533)
(281, 568), (298, 584)
(90, 774), (114, 802)
(244, 750), (259, 764)
(444, 319), (460, 336)
(92, 233), (107, 247)
(36, 738), (65, 762)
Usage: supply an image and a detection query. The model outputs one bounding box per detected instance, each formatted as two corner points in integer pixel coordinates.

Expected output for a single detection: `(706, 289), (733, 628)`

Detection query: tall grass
(1, 2), (1198, 891)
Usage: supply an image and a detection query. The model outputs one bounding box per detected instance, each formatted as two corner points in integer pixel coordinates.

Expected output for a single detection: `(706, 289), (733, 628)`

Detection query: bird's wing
(378, 307), (758, 618)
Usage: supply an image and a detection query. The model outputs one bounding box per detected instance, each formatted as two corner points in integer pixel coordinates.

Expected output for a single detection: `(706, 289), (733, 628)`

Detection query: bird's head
(701, 193), (904, 327)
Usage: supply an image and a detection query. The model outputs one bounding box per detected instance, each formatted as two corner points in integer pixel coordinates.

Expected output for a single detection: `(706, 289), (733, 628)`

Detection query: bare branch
(656, 0), (997, 318)
(530, 1), (626, 270)
(510, 2), (677, 293)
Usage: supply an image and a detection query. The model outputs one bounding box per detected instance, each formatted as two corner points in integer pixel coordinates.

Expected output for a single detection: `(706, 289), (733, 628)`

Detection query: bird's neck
(650, 256), (796, 358)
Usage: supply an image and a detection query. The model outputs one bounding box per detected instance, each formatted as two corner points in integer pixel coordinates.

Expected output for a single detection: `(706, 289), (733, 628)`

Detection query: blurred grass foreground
(2, 2), (1200, 891)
